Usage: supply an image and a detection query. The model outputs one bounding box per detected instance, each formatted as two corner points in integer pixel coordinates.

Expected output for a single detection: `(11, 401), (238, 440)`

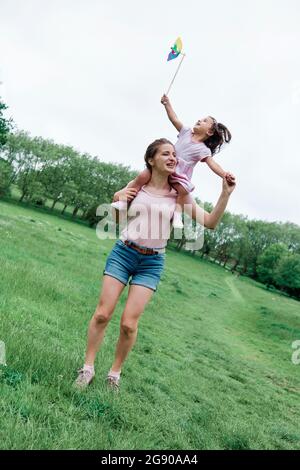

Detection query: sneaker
(74, 368), (95, 390)
(111, 200), (128, 211)
(107, 373), (120, 392)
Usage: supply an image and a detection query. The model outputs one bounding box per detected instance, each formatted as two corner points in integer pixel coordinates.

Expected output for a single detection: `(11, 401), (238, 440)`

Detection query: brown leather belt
(124, 240), (159, 255)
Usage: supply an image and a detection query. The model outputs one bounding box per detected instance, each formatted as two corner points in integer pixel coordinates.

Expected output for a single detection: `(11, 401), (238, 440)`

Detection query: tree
(0, 158), (14, 196)
(39, 165), (66, 210)
(0, 98), (13, 147)
(241, 220), (283, 277)
(38, 143), (78, 209)
(257, 243), (289, 287)
(229, 216), (249, 273)
(27, 181), (47, 206)
(59, 181), (78, 215)
(17, 170), (41, 202)
(275, 254), (300, 298)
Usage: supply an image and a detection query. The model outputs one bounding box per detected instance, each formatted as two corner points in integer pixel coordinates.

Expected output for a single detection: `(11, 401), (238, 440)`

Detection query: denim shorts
(103, 240), (165, 292)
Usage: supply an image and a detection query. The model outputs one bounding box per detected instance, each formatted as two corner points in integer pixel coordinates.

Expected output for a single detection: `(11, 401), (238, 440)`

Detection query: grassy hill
(0, 199), (300, 450)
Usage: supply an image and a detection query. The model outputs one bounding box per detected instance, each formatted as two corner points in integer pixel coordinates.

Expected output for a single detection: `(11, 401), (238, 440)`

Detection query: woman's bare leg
(110, 285), (154, 373)
(84, 275), (126, 366)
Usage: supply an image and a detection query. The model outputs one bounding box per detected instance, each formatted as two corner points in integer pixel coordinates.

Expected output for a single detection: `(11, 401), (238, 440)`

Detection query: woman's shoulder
(141, 184), (178, 198)
(168, 187), (178, 197)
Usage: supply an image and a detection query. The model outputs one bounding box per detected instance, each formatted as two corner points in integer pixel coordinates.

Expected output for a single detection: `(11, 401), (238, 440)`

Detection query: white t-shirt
(120, 184), (177, 249)
(174, 126), (211, 181)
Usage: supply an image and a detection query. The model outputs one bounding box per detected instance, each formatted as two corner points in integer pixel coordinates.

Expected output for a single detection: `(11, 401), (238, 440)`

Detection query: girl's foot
(111, 200), (128, 211)
(172, 211), (184, 229)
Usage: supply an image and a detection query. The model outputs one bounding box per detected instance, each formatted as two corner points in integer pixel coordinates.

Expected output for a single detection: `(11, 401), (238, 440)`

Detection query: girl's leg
(180, 193), (205, 226)
(110, 285), (154, 373)
(112, 169), (152, 209)
(170, 182), (189, 229)
(84, 275), (126, 366)
(127, 168), (152, 191)
(169, 184), (204, 225)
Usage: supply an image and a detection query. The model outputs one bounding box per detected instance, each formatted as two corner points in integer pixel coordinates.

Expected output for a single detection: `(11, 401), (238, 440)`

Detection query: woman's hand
(224, 171), (236, 186)
(113, 187), (138, 203)
(222, 176), (236, 196)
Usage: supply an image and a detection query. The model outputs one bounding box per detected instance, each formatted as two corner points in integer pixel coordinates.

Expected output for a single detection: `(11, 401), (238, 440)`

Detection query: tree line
(0, 97), (299, 299)
(171, 208), (300, 299)
(0, 130), (138, 219)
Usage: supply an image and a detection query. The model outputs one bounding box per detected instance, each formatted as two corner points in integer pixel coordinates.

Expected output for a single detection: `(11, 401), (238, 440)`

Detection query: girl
(75, 138), (236, 392)
(112, 95), (235, 228)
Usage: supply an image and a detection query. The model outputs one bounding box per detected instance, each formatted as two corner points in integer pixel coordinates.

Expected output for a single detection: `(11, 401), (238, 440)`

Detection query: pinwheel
(166, 37), (186, 95)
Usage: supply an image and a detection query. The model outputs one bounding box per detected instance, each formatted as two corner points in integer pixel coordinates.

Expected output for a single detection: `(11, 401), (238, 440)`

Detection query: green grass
(0, 199), (300, 450)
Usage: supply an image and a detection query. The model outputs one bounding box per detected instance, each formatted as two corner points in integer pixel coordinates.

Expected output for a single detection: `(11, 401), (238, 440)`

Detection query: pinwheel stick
(166, 53), (186, 96)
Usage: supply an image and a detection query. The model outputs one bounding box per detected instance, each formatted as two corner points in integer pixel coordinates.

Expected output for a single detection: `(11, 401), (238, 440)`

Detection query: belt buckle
(127, 241), (141, 253)
(126, 240), (157, 256)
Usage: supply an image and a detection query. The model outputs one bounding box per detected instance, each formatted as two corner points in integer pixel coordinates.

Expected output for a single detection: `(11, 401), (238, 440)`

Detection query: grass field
(0, 199), (300, 450)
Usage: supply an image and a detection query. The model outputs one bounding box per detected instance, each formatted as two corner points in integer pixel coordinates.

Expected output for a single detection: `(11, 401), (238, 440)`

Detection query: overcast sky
(1, 0), (299, 225)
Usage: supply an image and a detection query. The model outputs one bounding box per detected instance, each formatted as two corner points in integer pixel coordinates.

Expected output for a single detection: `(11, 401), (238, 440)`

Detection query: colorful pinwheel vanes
(167, 37), (183, 61)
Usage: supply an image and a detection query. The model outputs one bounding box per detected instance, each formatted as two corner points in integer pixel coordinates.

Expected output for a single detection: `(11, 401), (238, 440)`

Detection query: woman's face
(151, 144), (177, 175)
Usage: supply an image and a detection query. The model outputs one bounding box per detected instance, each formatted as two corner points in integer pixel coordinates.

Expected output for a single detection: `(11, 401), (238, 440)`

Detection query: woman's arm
(203, 178), (236, 229)
(181, 178), (236, 229)
(161, 94), (183, 132)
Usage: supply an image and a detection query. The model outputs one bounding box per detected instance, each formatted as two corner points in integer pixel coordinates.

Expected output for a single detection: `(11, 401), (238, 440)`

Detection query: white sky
(1, 0), (300, 225)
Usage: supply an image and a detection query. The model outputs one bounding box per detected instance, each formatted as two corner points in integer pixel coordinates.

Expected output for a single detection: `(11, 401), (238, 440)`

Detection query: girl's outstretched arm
(205, 156), (226, 178)
(161, 94), (183, 132)
(205, 157), (236, 184)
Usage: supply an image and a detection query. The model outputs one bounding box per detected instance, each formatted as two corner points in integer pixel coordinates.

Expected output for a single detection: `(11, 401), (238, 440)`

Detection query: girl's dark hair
(144, 138), (174, 171)
(205, 117), (232, 156)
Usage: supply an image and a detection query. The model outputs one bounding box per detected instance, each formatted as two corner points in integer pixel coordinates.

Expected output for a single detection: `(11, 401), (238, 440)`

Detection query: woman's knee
(93, 303), (114, 324)
(120, 322), (138, 337)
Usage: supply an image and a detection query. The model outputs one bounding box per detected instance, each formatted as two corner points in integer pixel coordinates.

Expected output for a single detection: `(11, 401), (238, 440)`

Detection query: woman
(75, 138), (236, 391)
